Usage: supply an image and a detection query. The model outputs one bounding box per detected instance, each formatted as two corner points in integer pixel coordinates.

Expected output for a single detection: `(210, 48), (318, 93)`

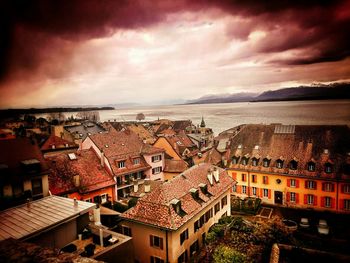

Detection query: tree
(213, 245), (246, 263)
(136, 113), (145, 121)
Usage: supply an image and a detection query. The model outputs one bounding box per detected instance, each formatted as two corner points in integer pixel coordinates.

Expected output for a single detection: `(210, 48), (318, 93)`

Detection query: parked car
(299, 218), (310, 228)
(317, 219), (329, 235)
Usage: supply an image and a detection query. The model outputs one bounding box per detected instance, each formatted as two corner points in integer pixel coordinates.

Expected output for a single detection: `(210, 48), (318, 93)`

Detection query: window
(84, 198), (92, 202)
(252, 187), (257, 196)
(343, 184), (350, 194)
(118, 161), (125, 168)
(263, 189), (269, 198)
(263, 158), (270, 167)
(241, 157), (249, 165)
(307, 161), (315, 172)
(232, 156), (240, 164)
(242, 186), (247, 194)
(194, 220), (200, 232)
(152, 167), (162, 174)
(178, 251), (188, 263)
(262, 176), (269, 184)
(133, 158), (140, 165)
(290, 179), (296, 188)
(214, 202), (220, 214)
(290, 192), (296, 202)
(305, 180), (316, 190)
(307, 194), (314, 205)
(190, 240), (199, 256)
(251, 174), (257, 183)
(289, 160), (298, 170)
(221, 196), (228, 207)
(152, 155), (162, 162)
(322, 182), (334, 192)
(241, 174), (247, 182)
(31, 178), (43, 196)
(232, 184), (237, 192)
(12, 184), (23, 198)
(324, 197), (331, 208)
(344, 200), (350, 210)
(180, 229), (188, 245)
(100, 193), (108, 203)
(276, 159), (284, 169)
(150, 256), (164, 263)
(150, 235), (163, 249)
(325, 162), (333, 173)
(205, 208), (213, 222)
(252, 158), (259, 166)
(122, 226), (132, 237)
(199, 215), (205, 227)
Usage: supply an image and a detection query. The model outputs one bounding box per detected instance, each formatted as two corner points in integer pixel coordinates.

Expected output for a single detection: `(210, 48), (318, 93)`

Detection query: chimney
(73, 175), (80, 187)
(100, 149), (104, 167)
(133, 179), (139, 193)
(321, 149), (330, 162)
(26, 198), (31, 209)
(94, 206), (101, 226)
(213, 167), (219, 182)
(74, 198), (78, 207)
(51, 144), (56, 149)
(144, 179), (151, 193)
(207, 169), (213, 185)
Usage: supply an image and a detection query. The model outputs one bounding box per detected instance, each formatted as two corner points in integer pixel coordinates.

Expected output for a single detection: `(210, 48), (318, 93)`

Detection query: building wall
(153, 138), (181, 160)
(68, 186), (115, 203)
(229, 169), (350, 213)
(121, 190), (231, 263)
(163, 172), (180, 182)
(143, 153), (165, 181)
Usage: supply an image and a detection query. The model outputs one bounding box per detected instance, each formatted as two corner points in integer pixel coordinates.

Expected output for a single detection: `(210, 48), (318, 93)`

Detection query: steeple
(200, 116), (206, 128)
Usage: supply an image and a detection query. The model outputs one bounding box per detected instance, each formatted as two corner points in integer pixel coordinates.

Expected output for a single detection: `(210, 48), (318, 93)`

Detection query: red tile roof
(164, 159), (189, 173)
(193, 148), (222, 166)
(41, 135), (78, 151)
(47, 149), (115, 195)
(121, 163), (235, 230)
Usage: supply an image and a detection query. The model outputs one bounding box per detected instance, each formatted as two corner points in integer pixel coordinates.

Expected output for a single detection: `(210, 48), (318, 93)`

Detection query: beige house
(120, 163), (235, 263)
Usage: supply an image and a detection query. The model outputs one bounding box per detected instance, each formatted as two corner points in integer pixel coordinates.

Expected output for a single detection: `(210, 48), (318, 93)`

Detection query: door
(274, 191), (283, 204)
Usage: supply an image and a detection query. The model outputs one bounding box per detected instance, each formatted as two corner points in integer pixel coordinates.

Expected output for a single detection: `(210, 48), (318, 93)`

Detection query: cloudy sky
(1, 0), (350, 108)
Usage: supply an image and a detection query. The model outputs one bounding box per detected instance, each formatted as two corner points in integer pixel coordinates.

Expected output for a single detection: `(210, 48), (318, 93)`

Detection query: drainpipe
(166, 230), (169, 263)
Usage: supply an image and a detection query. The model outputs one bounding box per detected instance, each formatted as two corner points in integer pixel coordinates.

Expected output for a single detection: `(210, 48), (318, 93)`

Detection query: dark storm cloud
(1, 0), (350, 83)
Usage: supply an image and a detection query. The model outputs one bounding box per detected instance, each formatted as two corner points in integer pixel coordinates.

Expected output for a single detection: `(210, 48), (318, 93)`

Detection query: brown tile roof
(127, 124), (156, 144)
(121, 163), (235, 230)
(164, 159), (189, 173)
(172, 120), (192, 132)
(41, 134), (78, 151)
(89, 129), (160, 175)
(163, 133), (197, 157)
(47, 149), (115, 195)
(228, 124), (350, 180)
(193, 148), (222, 166)
(0, 137), (49, 183)
(129, 180), (163, 198)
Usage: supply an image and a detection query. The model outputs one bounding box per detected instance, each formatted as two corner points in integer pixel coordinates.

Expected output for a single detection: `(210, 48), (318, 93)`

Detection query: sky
(1, 0), (350, 108)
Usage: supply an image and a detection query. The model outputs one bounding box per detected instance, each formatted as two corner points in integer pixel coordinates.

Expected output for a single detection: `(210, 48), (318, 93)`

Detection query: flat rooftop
(0, 195), (96, 241)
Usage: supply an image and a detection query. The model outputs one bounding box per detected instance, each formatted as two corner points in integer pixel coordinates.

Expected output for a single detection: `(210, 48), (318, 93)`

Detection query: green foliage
(210, 224), (225, 238)
(205, 231), (217, 244)
(113, 202), (128, 212)
(218, 216), (233, 225)
(213, 245), (246, 263)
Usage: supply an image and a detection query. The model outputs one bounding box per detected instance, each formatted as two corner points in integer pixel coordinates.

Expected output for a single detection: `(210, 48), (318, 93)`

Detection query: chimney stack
(144, 179), (151, 193)
(133, 179), (139, 193)
(73, 175), (80, 187)
(213, 167), (219, 182)
(94, 207), (101, 226)
(207, 169), (213, 185)
(74, 198), (78, 207)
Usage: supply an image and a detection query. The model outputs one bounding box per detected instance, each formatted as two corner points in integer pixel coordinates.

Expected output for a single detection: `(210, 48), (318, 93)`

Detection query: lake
(97, 100), (350, 135)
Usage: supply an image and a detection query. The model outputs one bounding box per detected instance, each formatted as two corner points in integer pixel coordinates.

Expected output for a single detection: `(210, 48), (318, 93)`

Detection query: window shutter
(321, 197), (325, 207)
(304, 195), (307, 204)
(232, 172), (237, 180)
(266, 176), (269, 184)
(313, 195), (317, 206)
(286, 192), (290, 202)
(160, 155), (162, 160)
(296, 193), (299, 204)
(341, 185), (344, 193)
(331, 184), (334, 192)
(260, 188), (263, 197)
(287, 179), (290, 187)
(150, 235), (153, 246)
(331, 198), (334, 209)
(236, 185), (241, 194)
(296, 180), (299, 188)
(314, 182), (317, 190)
(322, 183), (325, 191)
(160, 238), (163, 250)
(152, 156), (155, 162)
(268, 189), (271, 199)
(305, 181), (308, 189)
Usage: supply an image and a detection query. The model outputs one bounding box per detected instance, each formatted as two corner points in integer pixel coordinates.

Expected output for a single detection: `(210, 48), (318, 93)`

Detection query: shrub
(213, 245), (246, 263)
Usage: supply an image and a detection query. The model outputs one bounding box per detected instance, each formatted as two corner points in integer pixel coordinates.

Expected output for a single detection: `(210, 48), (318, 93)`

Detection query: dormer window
(190, 188), (199, 199)
(133, 158), (140, 165)
(199, 183), (211, 197)
(289, 160), (298, 170)
(276, 159), (284, 169)
(325, 162), (333, 173)
(241, 157), (249, 166)
(252, 158), (259, 166)
(232, 156), (240, 164)
(308, 161), (316, 172)
(118, 161), (125, 168)
(263, 158), (270, 167)
(170, 199), (185, 216)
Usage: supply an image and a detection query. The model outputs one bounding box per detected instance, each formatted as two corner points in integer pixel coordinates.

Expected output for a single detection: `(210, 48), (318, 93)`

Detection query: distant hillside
(185, 82), (350, 104)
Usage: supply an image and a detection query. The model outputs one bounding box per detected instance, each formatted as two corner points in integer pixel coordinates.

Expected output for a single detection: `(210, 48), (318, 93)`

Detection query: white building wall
(143, 153), (165, 181)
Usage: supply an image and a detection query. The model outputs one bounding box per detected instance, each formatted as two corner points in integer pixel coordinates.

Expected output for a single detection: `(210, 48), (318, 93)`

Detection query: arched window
(289, 160), (298, 170)
(263, 158), (270, 167)
(232, 156), (240, 164)
(241, 157), (249, 165)
(252, 157), (259, 166)
(307, 161), (315, 172)
(276, 159), (284, 169)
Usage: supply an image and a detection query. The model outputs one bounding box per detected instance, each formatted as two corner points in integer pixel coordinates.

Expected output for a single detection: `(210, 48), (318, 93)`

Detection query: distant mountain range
(186, 82), (350, 104)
